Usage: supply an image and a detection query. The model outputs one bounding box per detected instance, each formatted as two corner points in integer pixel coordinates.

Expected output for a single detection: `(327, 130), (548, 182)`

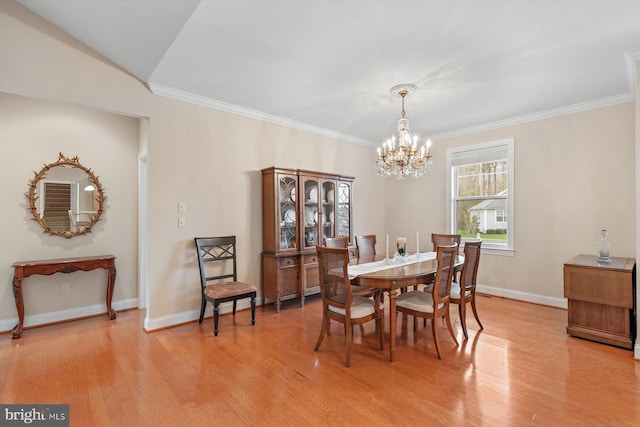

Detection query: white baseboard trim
(476, 284), (567, 309)
(144, 299), (255, 332)
(0, 298), (139, 333)
(634, 344), (640, 361)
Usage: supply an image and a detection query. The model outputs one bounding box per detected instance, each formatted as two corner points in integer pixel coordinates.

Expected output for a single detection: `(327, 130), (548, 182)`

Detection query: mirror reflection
(27, 153), (106, 238)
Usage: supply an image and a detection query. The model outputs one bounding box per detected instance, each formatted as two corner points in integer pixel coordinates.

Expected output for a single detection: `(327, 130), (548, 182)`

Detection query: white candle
(416, 231), (419, 253)
(386, 234), (389, 259)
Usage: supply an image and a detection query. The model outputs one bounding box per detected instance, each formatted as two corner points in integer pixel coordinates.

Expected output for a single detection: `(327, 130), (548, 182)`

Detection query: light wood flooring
(1, 294), (639, 426)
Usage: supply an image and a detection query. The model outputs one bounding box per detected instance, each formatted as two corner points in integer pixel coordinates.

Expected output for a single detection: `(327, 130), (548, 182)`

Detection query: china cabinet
(261, 167), (354, 312)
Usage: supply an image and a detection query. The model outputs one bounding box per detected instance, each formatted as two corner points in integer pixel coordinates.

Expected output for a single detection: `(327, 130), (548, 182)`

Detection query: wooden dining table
(349, 254), (464, 362)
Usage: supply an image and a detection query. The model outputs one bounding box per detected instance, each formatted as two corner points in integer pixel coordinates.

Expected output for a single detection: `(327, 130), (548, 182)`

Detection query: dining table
(348, 252), (464, 362)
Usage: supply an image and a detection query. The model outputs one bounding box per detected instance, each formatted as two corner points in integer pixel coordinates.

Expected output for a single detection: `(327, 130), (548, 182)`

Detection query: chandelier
(375, 84), (433, 179)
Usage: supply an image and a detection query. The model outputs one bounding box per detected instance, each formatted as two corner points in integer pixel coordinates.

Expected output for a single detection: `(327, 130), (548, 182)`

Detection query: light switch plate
(178, 217), (186, 228)
(178, 202), (186, 213)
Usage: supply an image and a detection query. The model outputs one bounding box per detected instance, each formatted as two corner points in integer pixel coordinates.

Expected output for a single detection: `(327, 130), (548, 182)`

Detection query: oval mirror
(27, 153), (106, 238)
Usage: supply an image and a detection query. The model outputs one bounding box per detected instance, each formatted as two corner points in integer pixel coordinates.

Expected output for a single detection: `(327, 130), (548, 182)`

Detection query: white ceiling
(17, 0), (640, 145)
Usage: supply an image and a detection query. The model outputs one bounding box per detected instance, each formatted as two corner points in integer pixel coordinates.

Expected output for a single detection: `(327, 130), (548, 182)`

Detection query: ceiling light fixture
(375, 84), (433, 179)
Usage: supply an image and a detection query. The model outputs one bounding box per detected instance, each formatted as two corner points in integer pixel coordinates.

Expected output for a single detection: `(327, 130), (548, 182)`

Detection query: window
(446, 139), (514, 255)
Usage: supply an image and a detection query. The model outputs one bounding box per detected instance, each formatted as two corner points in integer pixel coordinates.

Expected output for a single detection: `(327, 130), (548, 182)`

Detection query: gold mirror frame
(27, 153), (106, 238)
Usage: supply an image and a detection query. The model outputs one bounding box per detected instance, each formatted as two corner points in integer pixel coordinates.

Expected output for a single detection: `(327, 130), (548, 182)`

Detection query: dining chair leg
(345, 319), (353, 368)
(199, 298), (206, 323)
(232, 300), (237, 315)
(314, 314), (329, 351)
(431, 318), (442, 360)
(471, 295), (484, 329)
(458, 302), (469, 340)
(445, 309), (459, 346)
(250, 294), (256, 325)
(213, 303), (220, 336)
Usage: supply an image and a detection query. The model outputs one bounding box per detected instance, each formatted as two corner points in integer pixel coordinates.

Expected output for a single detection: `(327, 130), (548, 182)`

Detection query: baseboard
(0, 298), (139, 333)
(144, 299), (255, 332)
(634, 343), (640, 360)
(476, 284), (567, 309)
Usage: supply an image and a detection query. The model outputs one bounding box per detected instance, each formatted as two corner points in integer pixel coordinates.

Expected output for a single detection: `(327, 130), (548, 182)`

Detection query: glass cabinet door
(321, 180), (336, 242)
(301, 177), (319, 249)
(278, 176), (297, 251)
(336, 181), (352, 241)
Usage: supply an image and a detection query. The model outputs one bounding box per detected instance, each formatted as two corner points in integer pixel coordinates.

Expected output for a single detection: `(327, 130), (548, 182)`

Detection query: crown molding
(149, 83), (633, 147)
(148, 83), (374, 146)
(430, 93), (634, 141)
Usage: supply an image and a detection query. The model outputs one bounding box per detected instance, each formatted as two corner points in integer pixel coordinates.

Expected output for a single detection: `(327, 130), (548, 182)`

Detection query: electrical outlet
(178, 217), (186, 228)
(61, 282), (70, 292)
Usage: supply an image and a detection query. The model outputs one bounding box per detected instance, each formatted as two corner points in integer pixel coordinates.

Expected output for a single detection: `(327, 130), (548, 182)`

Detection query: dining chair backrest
(355, 234), (376, 258)
(431, 233), (461, 252)
(432, 245), (458, 304)
(460, 240), (482, 290)
(195, 236), (239, 285)
(324, 236), (350, 249)
(316, 245), (352, 308)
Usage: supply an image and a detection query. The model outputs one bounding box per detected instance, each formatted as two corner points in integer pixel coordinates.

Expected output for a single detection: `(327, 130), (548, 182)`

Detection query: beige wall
(0, 1), (637, 337)
(0, 92), (139, 329)
(427, 104), (636, 306)
(144, 96), (385, 324)
(382, 103), (636, 307)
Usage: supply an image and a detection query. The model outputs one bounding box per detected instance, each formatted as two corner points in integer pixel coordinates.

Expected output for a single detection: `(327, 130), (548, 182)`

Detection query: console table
(11, 255), (117, 339)
(563, 255), (636, 349)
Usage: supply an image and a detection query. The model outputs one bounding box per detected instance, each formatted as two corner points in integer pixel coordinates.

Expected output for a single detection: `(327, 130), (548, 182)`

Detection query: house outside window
(446, 138), (514, 255)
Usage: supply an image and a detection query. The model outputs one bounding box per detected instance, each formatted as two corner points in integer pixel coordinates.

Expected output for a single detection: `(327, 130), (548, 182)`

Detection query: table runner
(347, 252), (438, 280)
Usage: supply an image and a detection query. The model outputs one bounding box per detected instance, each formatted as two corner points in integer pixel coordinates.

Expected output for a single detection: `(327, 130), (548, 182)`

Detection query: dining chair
(194, 236), (257, 336)
(423, 233), (462, 290)
(395, 244), (459, 359)
(431, 233), (462, 252)
(314, 245), (384, 367)
(324, 236), (350, 248)
(450, 240), (483, 339)
(355, 234), (377, 259)
(325, 235), (359, 259)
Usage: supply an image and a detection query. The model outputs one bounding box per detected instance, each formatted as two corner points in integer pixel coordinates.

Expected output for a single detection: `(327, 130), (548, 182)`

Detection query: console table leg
(107, 263), (117, 320)
(11, 273), (25, 339)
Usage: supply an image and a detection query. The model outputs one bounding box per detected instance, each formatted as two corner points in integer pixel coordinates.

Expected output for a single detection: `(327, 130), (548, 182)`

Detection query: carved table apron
(11, 255), (117, 339)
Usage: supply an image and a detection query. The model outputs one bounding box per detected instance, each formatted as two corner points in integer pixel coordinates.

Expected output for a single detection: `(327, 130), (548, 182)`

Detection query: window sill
(480, 246), (515, 257)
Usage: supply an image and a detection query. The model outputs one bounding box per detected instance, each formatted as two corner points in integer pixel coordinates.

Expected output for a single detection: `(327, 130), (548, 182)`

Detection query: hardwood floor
(1, 294), (639, 426)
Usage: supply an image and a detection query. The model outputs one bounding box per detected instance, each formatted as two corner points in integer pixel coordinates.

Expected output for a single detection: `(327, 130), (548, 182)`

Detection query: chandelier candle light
(376, 84), (433, 179)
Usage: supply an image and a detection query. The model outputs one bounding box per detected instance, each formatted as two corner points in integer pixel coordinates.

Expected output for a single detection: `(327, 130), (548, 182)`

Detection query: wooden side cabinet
(563, 255), (636, 349)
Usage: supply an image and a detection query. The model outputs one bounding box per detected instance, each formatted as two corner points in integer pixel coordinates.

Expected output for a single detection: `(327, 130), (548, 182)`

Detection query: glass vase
(596, 229), (611, 263)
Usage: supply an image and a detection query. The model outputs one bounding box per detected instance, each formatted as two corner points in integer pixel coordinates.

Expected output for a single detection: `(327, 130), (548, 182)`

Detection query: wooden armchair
(314, 245), (383, 367)
(194, 236), (257, 336)
(355, 234), (377, 259)
(395, 245), (459, 359)
(431, 233), (461, 252)
(450, 240), (483, 339)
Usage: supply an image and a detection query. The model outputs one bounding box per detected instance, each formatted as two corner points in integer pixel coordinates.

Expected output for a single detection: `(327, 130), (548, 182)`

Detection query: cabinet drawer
(279, 257), (299, 268)
(303, 255), (318, 265)
(564, 267), (633, 308)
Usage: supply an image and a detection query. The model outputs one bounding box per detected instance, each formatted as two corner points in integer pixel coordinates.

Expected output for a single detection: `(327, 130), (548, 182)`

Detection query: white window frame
(446, 138), (515, 256)
(495, 209), (506, 223)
